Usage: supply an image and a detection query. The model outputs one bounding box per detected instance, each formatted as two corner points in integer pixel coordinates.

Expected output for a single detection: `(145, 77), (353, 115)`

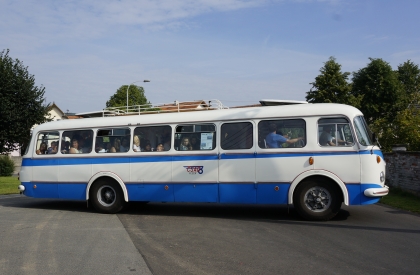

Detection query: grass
(380, 187), (420, 214)
(1, 177), (419, 214)
(0, 176), (20, 195)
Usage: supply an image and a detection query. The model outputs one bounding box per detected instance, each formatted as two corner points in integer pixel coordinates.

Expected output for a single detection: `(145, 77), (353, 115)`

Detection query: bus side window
(258, 119), (306, 149)
(63, 130), (94, 154)
(221, 122), (253, 150)
(35, 131), (60, 155)
(133, 125), (172, 152)
(175, 124), (216, 151)
(318, 118), (354, 147)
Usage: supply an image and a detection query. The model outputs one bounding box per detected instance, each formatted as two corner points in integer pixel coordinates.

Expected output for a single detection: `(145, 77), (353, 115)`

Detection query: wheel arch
(288, 170), (349, 206)
(86, 172), (129, 202)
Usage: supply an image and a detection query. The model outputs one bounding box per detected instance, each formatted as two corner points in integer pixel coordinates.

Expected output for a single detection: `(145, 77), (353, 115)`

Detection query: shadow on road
(0, 195), (350, 222)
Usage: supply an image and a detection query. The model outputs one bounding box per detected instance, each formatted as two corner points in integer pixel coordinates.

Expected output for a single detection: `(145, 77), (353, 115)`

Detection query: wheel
(293, 179), (342, 221)
(90, 178), (125, 214)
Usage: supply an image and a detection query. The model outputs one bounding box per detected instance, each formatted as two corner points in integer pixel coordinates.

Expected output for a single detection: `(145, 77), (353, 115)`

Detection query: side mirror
(372, 132), (381, 148)
(372, 133), (377, 143)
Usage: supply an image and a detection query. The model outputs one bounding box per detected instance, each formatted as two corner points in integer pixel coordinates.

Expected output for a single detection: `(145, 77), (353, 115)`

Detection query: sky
(1, 0), (419, 114)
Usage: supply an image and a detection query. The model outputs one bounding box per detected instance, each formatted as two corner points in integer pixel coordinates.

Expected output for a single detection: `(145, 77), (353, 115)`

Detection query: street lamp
(126, 80), (150, 112)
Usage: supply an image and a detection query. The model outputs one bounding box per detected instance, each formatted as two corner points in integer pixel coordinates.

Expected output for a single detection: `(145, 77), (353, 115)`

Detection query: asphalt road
(0, 195), (151, 275)
(1, 196), (420, 275)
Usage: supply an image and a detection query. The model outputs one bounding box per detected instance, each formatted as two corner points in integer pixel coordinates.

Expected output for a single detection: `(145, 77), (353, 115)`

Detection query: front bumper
(364, 185), (389, 197)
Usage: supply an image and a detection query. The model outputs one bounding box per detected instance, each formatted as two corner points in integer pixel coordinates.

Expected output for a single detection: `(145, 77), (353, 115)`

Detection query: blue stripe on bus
(21, 181), (382, 206)
(346, 183), (382, 205)
(22, 150), (383, 167)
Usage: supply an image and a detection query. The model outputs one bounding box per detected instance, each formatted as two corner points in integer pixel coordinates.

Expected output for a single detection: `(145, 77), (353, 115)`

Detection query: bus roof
(35, 102), (363, 132)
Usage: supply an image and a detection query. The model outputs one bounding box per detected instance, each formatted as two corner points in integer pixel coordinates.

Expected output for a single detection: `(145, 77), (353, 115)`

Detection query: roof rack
(76, 99), (228, 118)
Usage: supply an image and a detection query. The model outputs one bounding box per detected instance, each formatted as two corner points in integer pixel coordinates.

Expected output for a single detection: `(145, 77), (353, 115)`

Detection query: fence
(383, 149), (420, 197)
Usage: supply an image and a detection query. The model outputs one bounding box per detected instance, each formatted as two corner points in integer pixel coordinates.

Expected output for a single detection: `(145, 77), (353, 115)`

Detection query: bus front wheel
(90, 179), (125, 214)
(293, 180), (342, 221)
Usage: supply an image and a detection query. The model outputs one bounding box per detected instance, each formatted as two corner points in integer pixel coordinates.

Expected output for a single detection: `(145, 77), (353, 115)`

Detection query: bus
(18, 99), (388, 221)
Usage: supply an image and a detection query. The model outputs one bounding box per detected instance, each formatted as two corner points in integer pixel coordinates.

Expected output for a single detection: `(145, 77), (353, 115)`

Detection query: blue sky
(1, 0), (419, 113)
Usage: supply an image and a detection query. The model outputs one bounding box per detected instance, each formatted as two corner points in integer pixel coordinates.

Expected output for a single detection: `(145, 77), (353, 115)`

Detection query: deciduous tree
(106, 85), (148, 108)
(306, 57), (358, 106)
(0, 49), (50, 154)
(351, 58), (404, 123)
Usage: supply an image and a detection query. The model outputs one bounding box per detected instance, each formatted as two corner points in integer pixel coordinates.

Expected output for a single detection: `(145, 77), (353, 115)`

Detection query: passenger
(78, 137), (91, 153)
(120, 137), (129, 152)
(144, 143), (152, 152)
(319, 125), (348, 146)
(61, 141), (70, 154)
(179, 137), (192, 151)
(156, 143), (164, 152)
(109, 138), (121, 153)
(265, 123), (303, 148)
(47, 141), (58, 154)
(190, 137), (200, 150)
(133, 135), (142, 152)
(163, 138), (171, 151)
(95, 140), (107, 153)
(69, 138), (82, 154)
(36, 142), (48, 155)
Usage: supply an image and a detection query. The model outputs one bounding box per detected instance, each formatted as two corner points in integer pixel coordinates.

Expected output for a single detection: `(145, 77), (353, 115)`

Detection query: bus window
(318, 118), (354, 147)
(96, 128), (131, 153)
(133, 125), (171, 152)
(221, 122), (253, 150)
(258, 119), (306, 149)
(175, 124), (216, 151)
(35, 131), (60, 155)
(353, 116), (373, 146)
(62, 130), (93, 154)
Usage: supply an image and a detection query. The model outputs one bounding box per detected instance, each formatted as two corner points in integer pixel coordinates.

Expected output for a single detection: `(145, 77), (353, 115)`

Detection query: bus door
(130, 125), (174, 202)
(256, 119), (309, 204)
(30, 131), (61, 198)
(316, 118), (360, 204)
(218, 122), (256, 203)
(172, 124), (219, 202)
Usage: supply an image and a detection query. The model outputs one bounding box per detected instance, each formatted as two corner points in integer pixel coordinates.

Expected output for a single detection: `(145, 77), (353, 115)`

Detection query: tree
(306, 57), (358, 106)
(106, 85), (148, 108)
(397, 60), (420, 105)
(351, 58), (404, 123)
(0, 49), (50, 155)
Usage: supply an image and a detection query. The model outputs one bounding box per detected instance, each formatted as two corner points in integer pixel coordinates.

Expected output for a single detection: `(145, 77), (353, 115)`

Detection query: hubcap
(304, 187), (331, 212)
(97, 185), (116, 207)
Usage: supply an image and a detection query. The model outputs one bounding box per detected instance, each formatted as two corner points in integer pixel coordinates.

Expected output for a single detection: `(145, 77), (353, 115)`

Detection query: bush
(0, 155), (15, 176)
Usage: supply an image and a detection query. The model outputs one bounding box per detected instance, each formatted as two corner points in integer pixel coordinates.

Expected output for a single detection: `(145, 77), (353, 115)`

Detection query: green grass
(380, 187), (420, 214)
(1, 177), (419, 214)
(0, 176), (20, 195)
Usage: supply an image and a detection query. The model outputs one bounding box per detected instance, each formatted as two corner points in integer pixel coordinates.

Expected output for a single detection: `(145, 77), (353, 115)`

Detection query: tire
(90, 178), (125, 214)
(293, 179), (342, 221)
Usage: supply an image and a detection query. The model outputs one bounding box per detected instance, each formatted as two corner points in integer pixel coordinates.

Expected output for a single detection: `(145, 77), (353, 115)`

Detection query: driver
(265, 123), (304, 148)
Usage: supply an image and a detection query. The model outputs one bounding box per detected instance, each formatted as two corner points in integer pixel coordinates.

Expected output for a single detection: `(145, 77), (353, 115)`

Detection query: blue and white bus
(18, 99), (388, 221)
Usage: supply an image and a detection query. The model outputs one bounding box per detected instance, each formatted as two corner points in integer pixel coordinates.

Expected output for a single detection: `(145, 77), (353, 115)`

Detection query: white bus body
(18, 102), (388, 221)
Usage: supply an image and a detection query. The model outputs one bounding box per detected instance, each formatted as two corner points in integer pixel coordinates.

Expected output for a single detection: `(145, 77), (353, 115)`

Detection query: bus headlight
(380, 171), (385, 182)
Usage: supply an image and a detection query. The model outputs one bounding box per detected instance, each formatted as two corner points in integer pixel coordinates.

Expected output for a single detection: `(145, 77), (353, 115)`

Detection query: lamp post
(126, 80), (150, 112)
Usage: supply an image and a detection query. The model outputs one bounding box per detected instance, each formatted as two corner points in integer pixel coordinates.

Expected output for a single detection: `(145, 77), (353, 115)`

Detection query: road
(1, 196), (420, 275)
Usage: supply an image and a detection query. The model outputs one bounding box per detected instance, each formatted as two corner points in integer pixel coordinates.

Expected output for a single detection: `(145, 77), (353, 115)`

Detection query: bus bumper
(364, 185), (389, 197)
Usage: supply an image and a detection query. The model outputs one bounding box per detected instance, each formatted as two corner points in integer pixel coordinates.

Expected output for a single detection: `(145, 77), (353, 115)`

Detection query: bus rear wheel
(90, 179), (125, 214)
(293, 180), (342, 221)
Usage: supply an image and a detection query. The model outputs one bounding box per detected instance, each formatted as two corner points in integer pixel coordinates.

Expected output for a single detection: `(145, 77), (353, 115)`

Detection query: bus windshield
(354, 116), (373, 146)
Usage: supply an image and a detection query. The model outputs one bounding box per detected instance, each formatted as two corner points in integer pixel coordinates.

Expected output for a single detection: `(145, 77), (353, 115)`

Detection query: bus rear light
(309, 157), (314, 165)
(376, 156), (381, 163)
